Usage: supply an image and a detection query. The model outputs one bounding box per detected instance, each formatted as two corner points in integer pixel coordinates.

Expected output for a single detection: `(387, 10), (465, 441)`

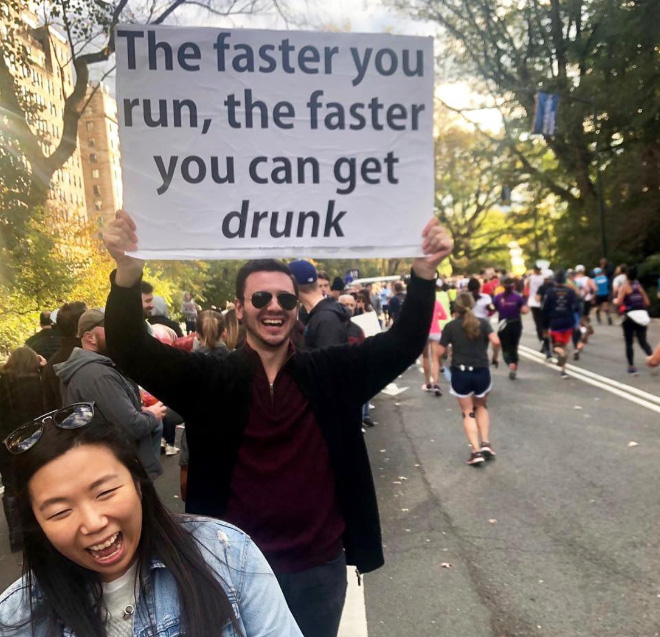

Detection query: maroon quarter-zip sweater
(223, 344), (345, 573)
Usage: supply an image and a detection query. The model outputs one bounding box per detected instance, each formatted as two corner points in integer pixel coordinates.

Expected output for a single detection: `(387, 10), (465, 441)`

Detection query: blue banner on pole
(532, 92), (559, 136)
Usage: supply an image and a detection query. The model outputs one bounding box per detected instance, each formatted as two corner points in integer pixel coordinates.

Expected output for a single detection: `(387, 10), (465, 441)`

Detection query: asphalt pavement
(363, 315), (660, 636)
(1, 315), (659, 636)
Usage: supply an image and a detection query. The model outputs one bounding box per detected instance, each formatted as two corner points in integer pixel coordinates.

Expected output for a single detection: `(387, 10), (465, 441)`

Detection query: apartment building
(18, 11), (88, 224)
(79, 83), (123, 229)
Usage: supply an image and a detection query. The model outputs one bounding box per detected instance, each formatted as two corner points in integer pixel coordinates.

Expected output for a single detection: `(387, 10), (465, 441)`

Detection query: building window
(93, 185), (101, 196)
(92, 169), (100, 179)
(86, 121), (94, 132)
(88, 138), (95, 148)
(90, 153), (97, 163)
(94, 200), (103, 210)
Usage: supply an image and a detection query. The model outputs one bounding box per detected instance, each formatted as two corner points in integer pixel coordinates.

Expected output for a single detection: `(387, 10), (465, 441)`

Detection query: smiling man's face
(235, 271), (299, 351)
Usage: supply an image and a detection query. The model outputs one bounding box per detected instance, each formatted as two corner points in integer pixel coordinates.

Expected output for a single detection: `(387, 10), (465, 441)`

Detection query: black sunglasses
(247, 291), (298, 311)
(3, 402), (96, 455)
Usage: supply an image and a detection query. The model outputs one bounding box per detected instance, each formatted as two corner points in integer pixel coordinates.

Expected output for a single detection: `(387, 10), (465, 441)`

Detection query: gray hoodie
(55, 348), (163, 479)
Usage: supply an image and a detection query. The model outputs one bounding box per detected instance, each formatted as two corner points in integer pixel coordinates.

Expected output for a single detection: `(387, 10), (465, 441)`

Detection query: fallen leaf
(628, 441), (639, 447)
(398, 476), (408, 480)
(380, 449), (387, 453)
(488, 519), (497, 524)
(392, 481), (402, 484)
(414, 464), (421, 467)
(401, 508), (409, 512)
(440, 562), (453, 568)
(574, 405), (583, 410)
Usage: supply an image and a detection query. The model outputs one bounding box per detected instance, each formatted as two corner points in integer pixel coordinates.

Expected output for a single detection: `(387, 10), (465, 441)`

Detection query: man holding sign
(103, 211), (452, 637)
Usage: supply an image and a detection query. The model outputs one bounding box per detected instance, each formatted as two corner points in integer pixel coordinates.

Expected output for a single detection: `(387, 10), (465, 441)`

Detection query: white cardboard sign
(115, 25), (434, 260)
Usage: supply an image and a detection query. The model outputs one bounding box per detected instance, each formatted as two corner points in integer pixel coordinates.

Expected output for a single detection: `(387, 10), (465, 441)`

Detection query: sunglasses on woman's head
(3, 402), (96, 455)
(247, 291), (298, 311)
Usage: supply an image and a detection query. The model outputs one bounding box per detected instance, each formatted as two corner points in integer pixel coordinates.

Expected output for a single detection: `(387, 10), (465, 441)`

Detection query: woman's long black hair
(3, 422), (242, 636)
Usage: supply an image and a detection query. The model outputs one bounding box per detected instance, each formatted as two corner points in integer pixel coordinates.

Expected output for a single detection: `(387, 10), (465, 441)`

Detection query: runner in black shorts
(438, 293), (501, 465)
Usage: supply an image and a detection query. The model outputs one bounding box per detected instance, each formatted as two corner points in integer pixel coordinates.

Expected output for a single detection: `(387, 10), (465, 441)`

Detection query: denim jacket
(0, 518), (303, 636)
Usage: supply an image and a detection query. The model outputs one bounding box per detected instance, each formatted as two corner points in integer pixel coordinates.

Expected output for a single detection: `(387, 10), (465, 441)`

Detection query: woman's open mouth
(86, 531), (124, 563)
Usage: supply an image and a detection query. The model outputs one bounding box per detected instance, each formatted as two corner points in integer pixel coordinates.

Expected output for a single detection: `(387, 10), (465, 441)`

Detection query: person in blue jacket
(592, 267), (612, 325)
(0, 408), (303, 637)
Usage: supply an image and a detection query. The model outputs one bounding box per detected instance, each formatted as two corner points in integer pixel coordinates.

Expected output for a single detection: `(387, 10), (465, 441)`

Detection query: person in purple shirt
(493, 278), (529, 380)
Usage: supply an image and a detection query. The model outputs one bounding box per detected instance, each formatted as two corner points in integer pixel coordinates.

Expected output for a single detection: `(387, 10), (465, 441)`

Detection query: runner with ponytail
(438, 293), (501, 465)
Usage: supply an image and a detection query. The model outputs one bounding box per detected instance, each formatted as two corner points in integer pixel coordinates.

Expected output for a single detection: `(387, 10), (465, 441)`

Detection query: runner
(422, 299), (448, 396)
(541, 270), (579, 378)
(525, 264), (546, 350)
(493, 277), (529, 380)
(612, 264), (628, 298)
(613, 266), (653, 375)
(438, 293), (501, 466)
(467, 277), (494, 320)
(593, 267), (613, 325)
(566, 268), (586, 360)
(574, 265), (596, 357)
(574, 265), (597, 319)
(535, 270), (554, 359)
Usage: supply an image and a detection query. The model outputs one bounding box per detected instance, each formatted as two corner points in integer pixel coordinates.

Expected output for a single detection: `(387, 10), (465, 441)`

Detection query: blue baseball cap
(288, 260), (318, 285)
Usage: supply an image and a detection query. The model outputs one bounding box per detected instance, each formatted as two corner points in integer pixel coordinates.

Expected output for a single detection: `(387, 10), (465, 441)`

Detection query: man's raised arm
(310, 218), (454, 406)
(102, 211), (216, 415)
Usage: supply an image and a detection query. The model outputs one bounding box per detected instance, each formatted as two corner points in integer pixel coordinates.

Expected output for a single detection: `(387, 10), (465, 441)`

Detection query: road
(364, 316), (660, 637)
(1, 316), (659, 636)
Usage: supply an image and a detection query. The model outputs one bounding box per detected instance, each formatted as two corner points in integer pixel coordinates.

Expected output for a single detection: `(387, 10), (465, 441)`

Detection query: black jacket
(105, 271), (434, 573)
(42, 336), (81, 411)
(303, 297), (350, 349)
(24, 328), (61, 361)
(0, 373), (44, 492)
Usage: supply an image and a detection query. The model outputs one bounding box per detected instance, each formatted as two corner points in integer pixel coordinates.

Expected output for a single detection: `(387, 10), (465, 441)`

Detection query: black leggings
(531, 307), (544, 341)
(622, 318), (652, 366)
(162, 408), (184, 445)
(499, 319), (522, 366)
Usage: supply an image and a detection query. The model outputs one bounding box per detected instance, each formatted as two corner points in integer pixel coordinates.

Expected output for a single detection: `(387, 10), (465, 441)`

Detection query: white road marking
(338, 569), (368, 637)
(518, 345), (660, 414)
(381, 382), (409, 396)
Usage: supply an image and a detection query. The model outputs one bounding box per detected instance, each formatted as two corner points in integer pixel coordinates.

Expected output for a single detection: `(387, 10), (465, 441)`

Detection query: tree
(434, 124), (515, 271)
(391, 0), (660, 265)
(0, 0), (291, 353)
(0, 214), (108, 355)
(0, 0), (290, 208)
